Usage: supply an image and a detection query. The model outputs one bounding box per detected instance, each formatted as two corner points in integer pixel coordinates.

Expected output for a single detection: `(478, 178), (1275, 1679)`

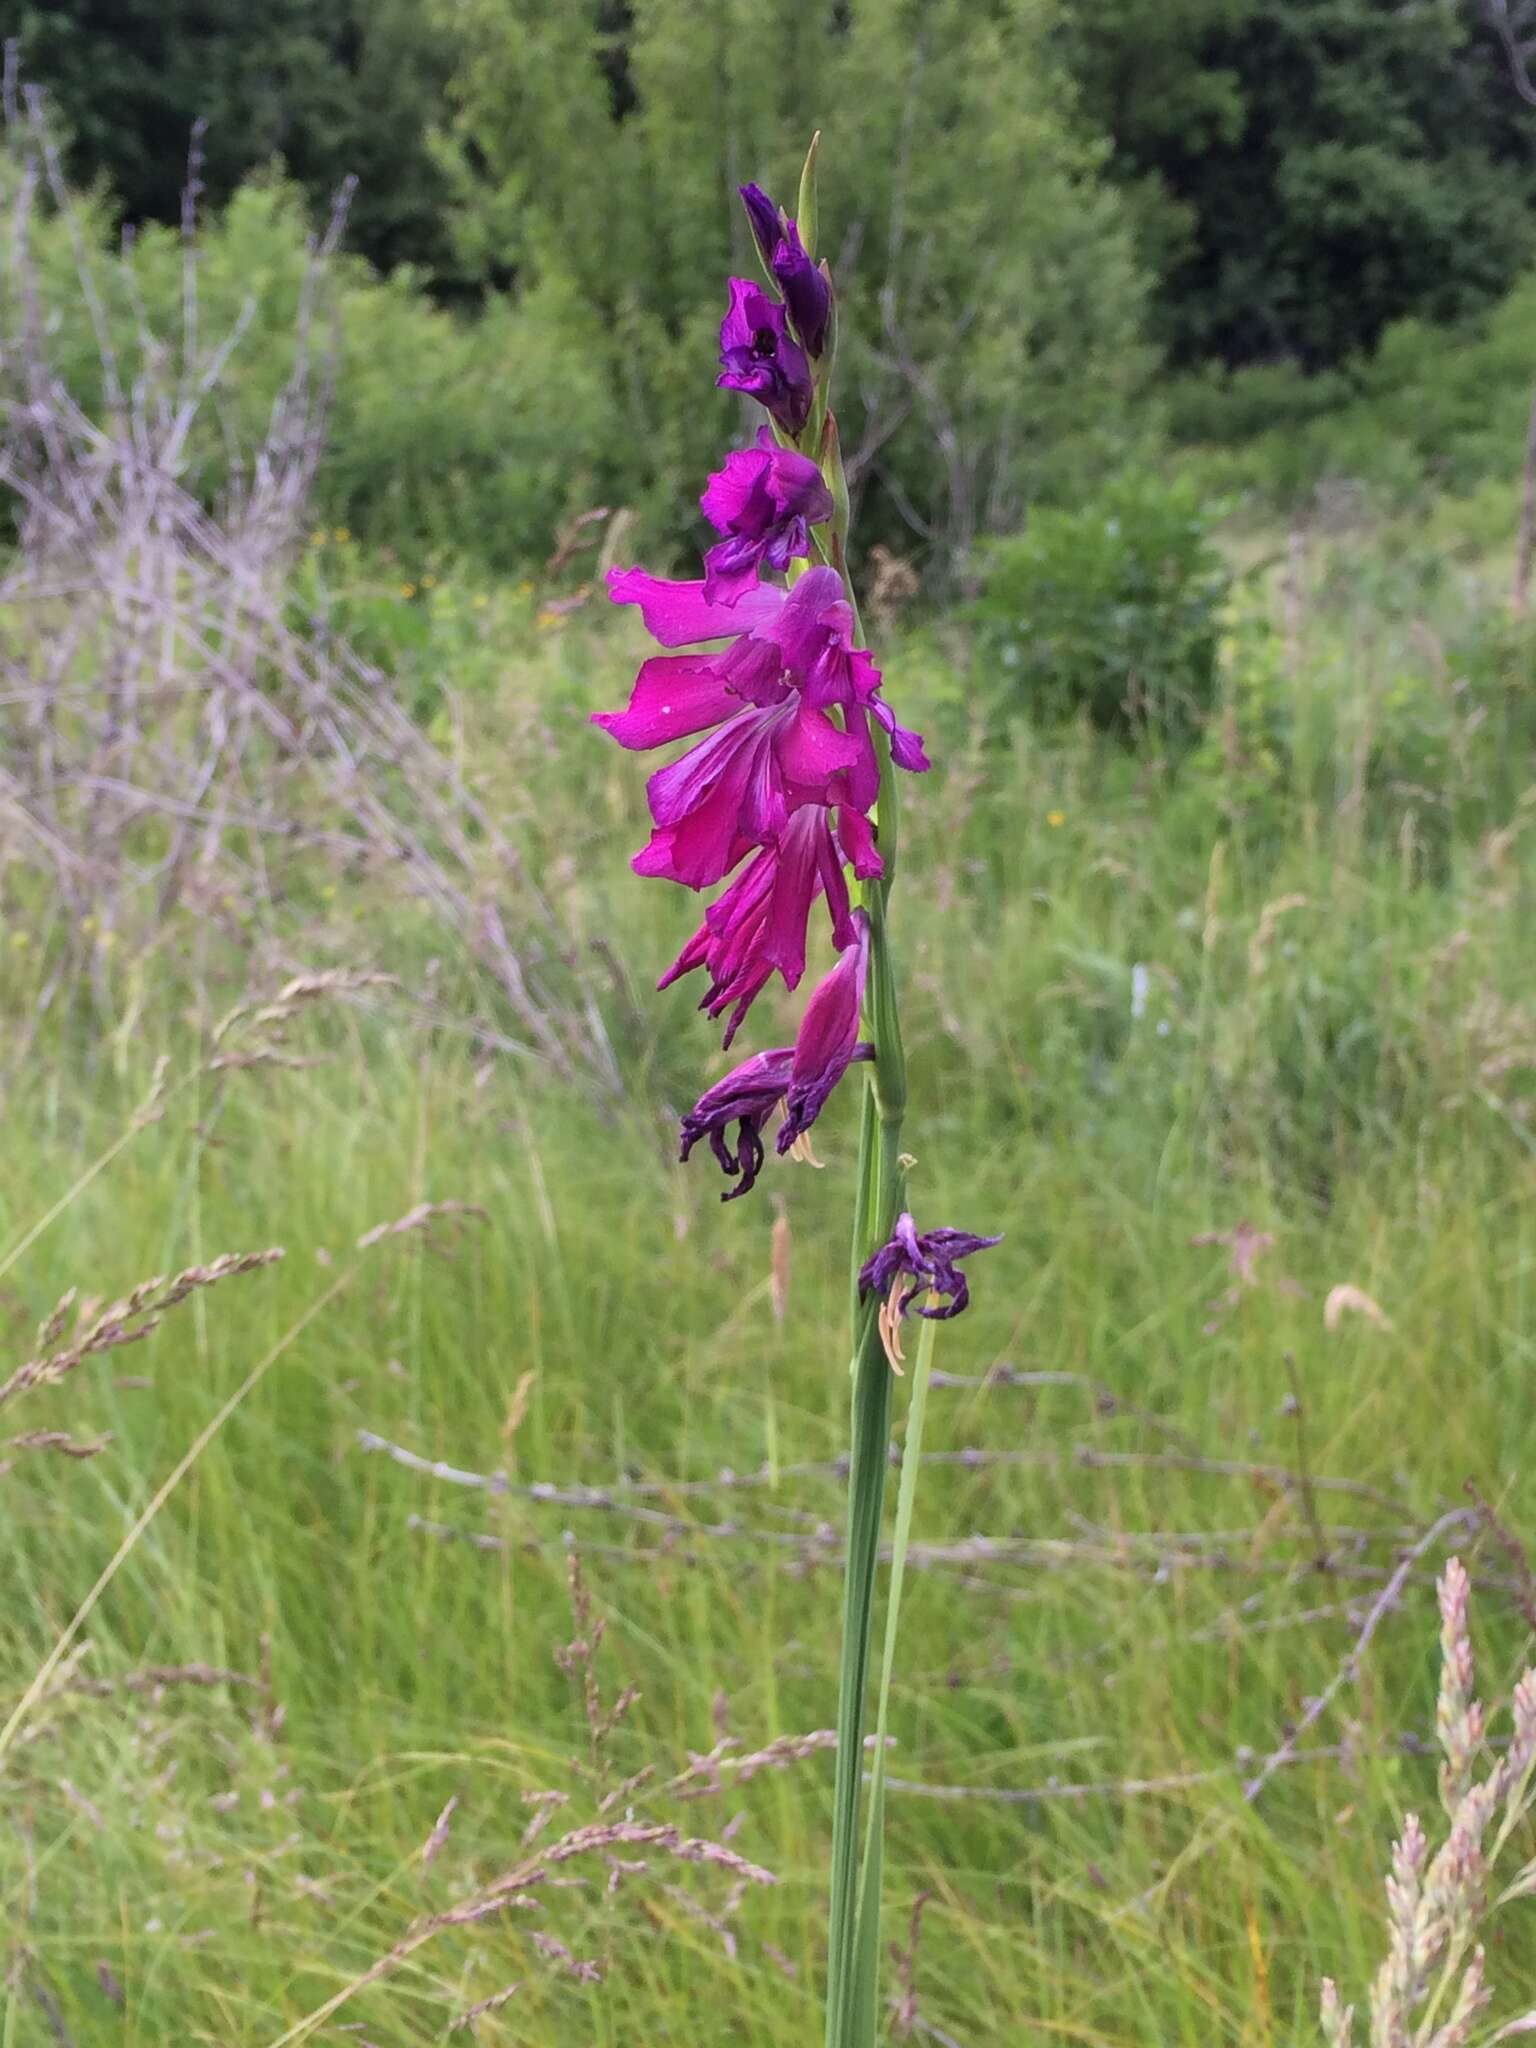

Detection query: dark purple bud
(859, 1213), (1003, 1321)
(771, 219), (831, 357)
(738, 182), (784, 268)
(778, 911), (869, 1150)
(717, 278), (813, 436)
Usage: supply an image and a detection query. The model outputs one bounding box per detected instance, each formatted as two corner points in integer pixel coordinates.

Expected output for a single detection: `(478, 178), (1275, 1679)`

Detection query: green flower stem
(823, 405), (910, 2046)
(852, 1311), (937, 2042)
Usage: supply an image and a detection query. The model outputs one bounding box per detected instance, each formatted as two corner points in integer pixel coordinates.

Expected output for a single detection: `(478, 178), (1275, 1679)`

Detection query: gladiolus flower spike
(587, 137), (999, 2048)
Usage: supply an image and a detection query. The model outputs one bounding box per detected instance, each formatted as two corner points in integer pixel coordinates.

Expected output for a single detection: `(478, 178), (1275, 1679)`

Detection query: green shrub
(1170, 269), (1536, 514)
(972, 471), (1231, 743)
(0, 172), (641, 575)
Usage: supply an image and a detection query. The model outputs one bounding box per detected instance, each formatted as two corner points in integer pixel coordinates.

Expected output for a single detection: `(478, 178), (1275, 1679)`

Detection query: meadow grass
(2, 513), (1536, 2044)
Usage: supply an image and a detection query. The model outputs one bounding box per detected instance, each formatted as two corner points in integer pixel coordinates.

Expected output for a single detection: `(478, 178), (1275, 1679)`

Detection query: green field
(4, 496), (1536, 2044)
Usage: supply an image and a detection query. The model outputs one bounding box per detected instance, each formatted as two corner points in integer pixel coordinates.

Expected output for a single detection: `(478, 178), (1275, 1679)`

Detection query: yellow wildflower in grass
(11, 930), (29, 949)
(422, 573), (437, 589)
(400, 583), (417, 599)
(309, 529), (326, 547)
(1047, 809), (1065, 828)
(333, 526), (351, 543)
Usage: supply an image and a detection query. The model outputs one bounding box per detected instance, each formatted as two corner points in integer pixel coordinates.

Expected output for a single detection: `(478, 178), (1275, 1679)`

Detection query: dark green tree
(1064, 0), (1536, 367)
(14, 0), (456, 272)
(436, 0), (1154, 577)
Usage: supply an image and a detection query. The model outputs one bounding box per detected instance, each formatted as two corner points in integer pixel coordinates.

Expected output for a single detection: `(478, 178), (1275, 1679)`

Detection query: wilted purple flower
(859, 1213), (1002, 1321)
(779, 912), (870, 1149)
(680, 1048), (792, 1202)
(718, 278), (813, 433)
(738, 184), (832, 356)
(701, 429), (833, 607)
(681, 1041), (873, 1202)
(660, 799), (880, 1046)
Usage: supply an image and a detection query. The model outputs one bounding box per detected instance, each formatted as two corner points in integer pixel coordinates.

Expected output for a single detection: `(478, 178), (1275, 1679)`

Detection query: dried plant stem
(0, 1059), (173, 1288)
(1242, 1506), (1476, 1802)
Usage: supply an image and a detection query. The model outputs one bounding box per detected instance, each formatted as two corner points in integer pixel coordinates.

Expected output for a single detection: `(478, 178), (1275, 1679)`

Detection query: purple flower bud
(701, 429), (834, 607)
(717, 278), (813, 435)
(771, 219), (831, 357)
(779, 911), (869, 1149)
(859, 1214), (1003, 1321)
(738, 185), (831, 356)
(738, 182), (783, 269)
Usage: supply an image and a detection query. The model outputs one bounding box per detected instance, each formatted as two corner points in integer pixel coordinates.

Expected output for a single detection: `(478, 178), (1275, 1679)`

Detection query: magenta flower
(600, 564), (926, 785)
(595, 564), (925, 893)
(718, 278), (813, 434)
(779, 910), (870, 1148)
(858, 1214), (1003, 1321)
(738, 183), (832, 357)
(630, 697), (865, 890)
(701, 429), (833, 607)
(661, 800), (880, 1045)
(680, 1035), (874, 1202)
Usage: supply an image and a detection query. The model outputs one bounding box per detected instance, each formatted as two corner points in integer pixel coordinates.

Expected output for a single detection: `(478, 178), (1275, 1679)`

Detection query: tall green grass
(3, 524), (1536, 2044)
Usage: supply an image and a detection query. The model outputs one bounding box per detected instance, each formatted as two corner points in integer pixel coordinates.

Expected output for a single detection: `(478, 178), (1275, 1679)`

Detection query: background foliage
(7, 6), (1536, 2043)
(25, 0), (1536, 583)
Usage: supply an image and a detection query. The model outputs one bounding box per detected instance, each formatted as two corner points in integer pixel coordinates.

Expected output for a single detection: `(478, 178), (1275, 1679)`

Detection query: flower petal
(608, 565), (783, 646)
(774, 702), (863, 794)
(592, 655), (740, 751)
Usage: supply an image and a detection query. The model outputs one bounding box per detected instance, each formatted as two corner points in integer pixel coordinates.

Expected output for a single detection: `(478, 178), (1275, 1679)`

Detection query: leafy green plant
(973, 469), (1231, 743)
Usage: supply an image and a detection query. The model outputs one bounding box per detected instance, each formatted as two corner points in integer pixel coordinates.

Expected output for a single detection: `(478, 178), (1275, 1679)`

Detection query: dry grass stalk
(1321, 1557), (1536, 2047)
(270, 1551), (782, 2046)
(1324, 1284), (1395, 1334)
(450, 1980), (522, 2030)
(2, 1428), (110, 1462)
(554, 1549), (639, 1786)
(320, 1818), (774, 2015)
(0, 93), (617, 1091)
(420, 1794), (458, 1868)
(355, 1201), (490, 1251)
(0, 1248), (284, 1416)
(889, 1889), (935, 2039)
(1243, 1509), (1477, 1803)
